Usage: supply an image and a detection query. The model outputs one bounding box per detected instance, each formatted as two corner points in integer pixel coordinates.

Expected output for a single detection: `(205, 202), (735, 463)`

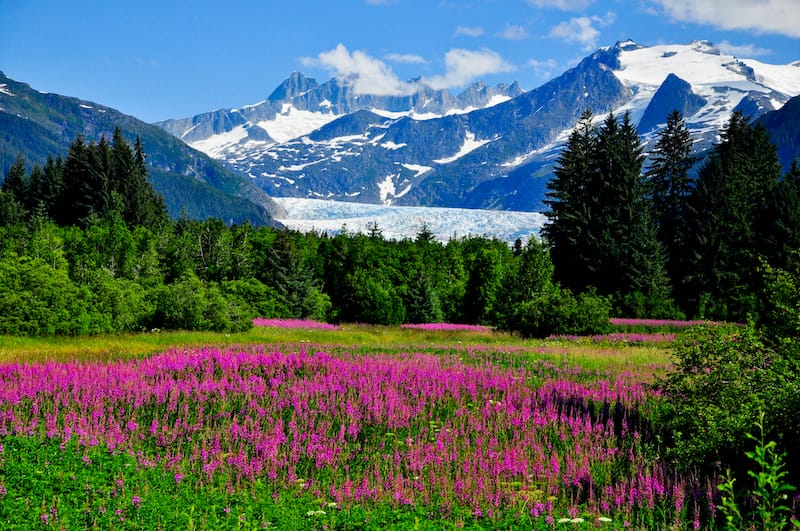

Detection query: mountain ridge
(0, 71), (284, 226)
(156, 39), (800, 212)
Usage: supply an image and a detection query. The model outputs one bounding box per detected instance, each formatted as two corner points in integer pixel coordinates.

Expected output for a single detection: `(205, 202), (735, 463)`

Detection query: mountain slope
(758, 94), (800, 170)
(158, 40), (800, 212)
(0, 72), (283, 226)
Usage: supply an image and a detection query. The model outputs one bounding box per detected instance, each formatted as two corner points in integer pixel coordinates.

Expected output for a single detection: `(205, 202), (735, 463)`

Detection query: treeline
(1, 110), (798, 336)
(544, 109), (800, 323)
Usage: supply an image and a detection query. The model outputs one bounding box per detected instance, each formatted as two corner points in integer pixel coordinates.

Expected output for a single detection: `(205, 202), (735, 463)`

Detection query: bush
(651, 324), (800, 483)
(221, 278), (290, 319)
(0, 254), (93, 336)
(148, 274), (253, 332)
(342, 269), (405, 325)
(508, 287), (612, 338)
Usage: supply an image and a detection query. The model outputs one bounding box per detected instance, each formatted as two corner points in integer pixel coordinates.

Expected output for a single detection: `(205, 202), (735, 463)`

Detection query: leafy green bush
(342, 269), (405, 325)
(221, 278), (290, 319)
(148, 273), (252, 332)
(508, 287), (612, 338)
(651, 324), (800, 483)
(0, 253), (96, 335)
(717, 412), (798, 530)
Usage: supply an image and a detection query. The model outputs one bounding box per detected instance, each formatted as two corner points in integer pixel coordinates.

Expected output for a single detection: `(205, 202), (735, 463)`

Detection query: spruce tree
(542, 109), (597, 293)
(41, 156), (64, 221)
(130, 136), (167, 230)
(87, 136), (114, 215)
(761, 160), (800, 271)
(595, 112), (671, 311)
(684, 111), (781, 319)
(58, 135), (94, 226)
(2, 155), (28, 208)
(644, 110), (694, 301)
(544, 110), (671, 313)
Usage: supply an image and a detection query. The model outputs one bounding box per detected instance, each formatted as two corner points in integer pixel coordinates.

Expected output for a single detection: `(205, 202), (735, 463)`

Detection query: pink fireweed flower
(401, 323), (492, 332)
(252, 318), (339, 330)
(0, 344), (704, 526)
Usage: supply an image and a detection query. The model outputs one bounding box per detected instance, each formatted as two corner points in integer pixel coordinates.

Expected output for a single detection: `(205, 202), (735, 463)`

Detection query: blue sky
(1, 0), (798, 123)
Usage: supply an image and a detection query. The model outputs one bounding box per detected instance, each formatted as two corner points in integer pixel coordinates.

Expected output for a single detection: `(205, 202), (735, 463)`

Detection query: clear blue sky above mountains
(1, 0), (798, 123)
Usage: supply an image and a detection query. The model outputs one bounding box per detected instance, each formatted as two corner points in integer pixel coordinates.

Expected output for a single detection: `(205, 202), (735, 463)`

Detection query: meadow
(0, 321), (727, 529)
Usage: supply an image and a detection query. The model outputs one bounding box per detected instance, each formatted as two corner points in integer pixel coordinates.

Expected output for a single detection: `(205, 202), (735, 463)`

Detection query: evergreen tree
(0, 189), (26, 226)
(129, 136), (168, 230)
(26, 165), (47, 215)
(644, 110), (695, 299)
(2, 155), (28, 209)
(542, 109), (597, 293)
(87, 136), (114, 215)
(58, 135), (94, 226)
(544, 110), (670, 312)
(41, 156), (64, 220)
(684, 111), (781, 319)
(761, 160), (800, 271)
(403, 272), (444, 324)
(599, 112), (671, 313)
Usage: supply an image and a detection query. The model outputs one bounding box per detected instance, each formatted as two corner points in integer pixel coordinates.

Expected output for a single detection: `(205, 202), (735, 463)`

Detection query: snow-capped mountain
(158, 40), (800, 212)
(156, 73), (523, 157)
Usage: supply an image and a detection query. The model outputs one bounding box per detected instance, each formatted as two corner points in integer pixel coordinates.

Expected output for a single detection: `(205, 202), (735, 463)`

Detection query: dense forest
(1, 112), (799, 337)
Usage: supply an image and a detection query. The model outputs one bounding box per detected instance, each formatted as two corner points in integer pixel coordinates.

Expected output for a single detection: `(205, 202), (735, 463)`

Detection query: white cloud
(305, 44), (418, 96)
(549, 12), (615, 50)
(498, 24), (529, 40)
(455, 25), (485, 37)
(384, 53), (428, 64)
(423, 48), (514, 90)
(526, 0), (594, 10)
(651, 0), (800, 38)
(529, 58), (558, 78)
(717, 40), (772, 57)
(304, 45), (513, 95)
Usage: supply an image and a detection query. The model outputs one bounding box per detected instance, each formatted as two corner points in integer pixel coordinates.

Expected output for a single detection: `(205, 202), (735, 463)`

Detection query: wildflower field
(0, 321), (724, 529)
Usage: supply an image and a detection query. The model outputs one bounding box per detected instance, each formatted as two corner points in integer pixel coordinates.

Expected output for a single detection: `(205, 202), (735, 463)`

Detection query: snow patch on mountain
(433, 131), (492, 164)
(272, 197), (545, 244)
(257, 105), (335, 144)
(378, 174), (398, 204)
(0, 84), (14, 96)
(192, 125), (249, 158)
(401, 163), (433, 177)
(381, 140), (407, 150)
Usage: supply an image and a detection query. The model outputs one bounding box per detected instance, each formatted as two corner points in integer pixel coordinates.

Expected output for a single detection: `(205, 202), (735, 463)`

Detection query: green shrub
(717, 412), (798, 530)
(508, 287), (612, 338)
(652, 324), (800, 483)
(148, 274), (252, 332)
(221, 278), (290, 319)
(0, 253), (82, 335)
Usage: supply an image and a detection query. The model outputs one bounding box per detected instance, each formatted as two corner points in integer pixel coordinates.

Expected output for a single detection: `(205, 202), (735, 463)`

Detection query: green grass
(0, 324), (673, 372)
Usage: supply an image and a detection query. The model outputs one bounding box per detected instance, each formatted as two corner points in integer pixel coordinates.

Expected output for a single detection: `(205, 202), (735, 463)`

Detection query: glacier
(272, 197), (545, 244)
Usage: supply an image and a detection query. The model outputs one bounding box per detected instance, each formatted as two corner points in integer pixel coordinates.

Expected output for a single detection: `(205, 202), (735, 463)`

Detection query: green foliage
(221, 278), (290, 320)
(508, 287), (612, 338)
(148, 273), (252, 333)
(758, 259), (800, 351)
(343, 268), (406, 325)
(403, 272), (444, 324)
(652, 324), (800, 483)
(543, 110), (671, 309)
(717, 412), (799, 530)
(682, 112), (782, 321)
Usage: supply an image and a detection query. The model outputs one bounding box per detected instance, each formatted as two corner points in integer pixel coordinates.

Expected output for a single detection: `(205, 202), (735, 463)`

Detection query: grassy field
(0, 323), (697, 530)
